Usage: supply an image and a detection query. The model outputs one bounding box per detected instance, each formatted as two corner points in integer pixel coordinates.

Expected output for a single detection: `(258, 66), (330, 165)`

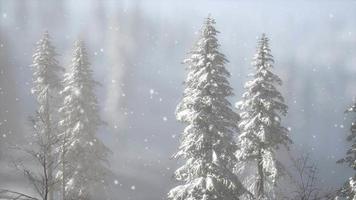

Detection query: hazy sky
(0, 0), (356, 199)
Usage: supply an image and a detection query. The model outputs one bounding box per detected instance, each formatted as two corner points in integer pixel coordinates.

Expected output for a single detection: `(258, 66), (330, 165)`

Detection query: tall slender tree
(337, 103), (356, 200)
(30, 31), (64, 200)
(58, 40), (111, 200)
(235, 34), (291, 199)
(168, 16), (247, 200)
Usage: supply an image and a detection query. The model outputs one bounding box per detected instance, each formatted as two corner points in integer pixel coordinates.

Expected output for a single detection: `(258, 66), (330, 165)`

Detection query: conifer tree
(337, 103), (356, 200)
(30, 31), (64, 200)
(58, 40), (111, 200)
(168, 16), (247, 200)
(236, 34), (291, 199)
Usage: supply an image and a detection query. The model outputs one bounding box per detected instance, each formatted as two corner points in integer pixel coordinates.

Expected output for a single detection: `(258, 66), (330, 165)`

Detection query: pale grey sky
(0, 0), (355, 199)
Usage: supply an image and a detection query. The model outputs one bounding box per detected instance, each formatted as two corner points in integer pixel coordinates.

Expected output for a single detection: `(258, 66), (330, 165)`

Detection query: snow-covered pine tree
(235, 33), (292, 199)
(58, 40), (111, 200)
(168, 16), (248, 200)
(30, 31), (64, 200)
(337, 103), (356, 200)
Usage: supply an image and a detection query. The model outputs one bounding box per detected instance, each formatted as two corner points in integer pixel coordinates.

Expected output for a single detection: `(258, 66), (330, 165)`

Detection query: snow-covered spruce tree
(29, 31), (64, 200)
(337, 103), (356, 200)
(58, 40), (111, 200)
(168, 16), (248, 200)
(235, 33), (291, 199)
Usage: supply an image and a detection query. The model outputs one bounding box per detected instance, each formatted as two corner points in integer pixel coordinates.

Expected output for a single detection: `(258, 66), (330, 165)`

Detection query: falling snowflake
(73, 87), (81, 96)
(149, 89), (155, 99)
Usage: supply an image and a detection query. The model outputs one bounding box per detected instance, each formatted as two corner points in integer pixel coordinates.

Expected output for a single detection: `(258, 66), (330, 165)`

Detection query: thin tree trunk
(47, 134), (53, 200)
(62, 132), (66, 200)
(45, 94), (53, 200)
(43, 154), (49, 200)
(256, 149), (264, 198)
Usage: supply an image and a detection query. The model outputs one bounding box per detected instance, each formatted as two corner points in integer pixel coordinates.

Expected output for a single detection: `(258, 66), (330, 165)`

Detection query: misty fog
(0, 0), (355, 199)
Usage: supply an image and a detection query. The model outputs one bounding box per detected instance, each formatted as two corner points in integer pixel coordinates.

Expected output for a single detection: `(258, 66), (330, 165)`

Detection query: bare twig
(0, 189), (39, 200)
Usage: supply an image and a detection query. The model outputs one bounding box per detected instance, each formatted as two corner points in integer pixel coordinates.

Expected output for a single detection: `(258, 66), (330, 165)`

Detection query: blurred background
(0, 0), (355, 199)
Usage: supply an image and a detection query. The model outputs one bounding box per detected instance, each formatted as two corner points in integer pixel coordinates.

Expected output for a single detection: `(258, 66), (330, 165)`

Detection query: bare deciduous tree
(0, 115), (61, 200)
(287, 153), (336, 200)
